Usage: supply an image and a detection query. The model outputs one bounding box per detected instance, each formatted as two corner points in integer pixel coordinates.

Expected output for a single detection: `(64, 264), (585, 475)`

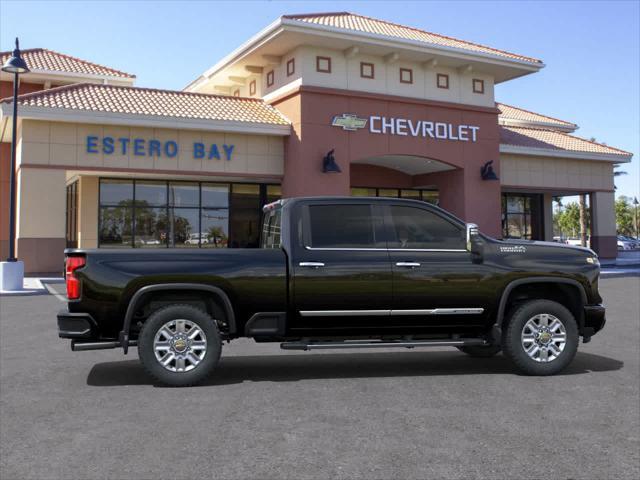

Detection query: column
(78, 176), (99, 248)
(16, 168), (67, 273)
(542, 193), (554, 242)
(590, 191), (617, 259)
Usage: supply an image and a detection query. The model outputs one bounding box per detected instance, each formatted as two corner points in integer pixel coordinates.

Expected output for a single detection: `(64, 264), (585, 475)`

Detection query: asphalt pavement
(1, 276), (638, 480)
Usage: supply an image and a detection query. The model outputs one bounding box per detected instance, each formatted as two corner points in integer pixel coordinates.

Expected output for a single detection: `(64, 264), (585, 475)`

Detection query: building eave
(280, 18), (545, 72)
(0, 104), (291, 137)
(500, 144), (633, 163)
(185, 15), (544, 91)
(499, 118), (577, 133)
(0, 69), (136, 86)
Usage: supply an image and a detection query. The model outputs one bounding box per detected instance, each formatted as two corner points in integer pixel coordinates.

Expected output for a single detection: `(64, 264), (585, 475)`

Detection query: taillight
(65, 256), (85, 300)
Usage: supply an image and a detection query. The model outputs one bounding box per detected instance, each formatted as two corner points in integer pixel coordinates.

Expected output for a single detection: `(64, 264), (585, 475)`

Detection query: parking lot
(1, 275), (639, 480)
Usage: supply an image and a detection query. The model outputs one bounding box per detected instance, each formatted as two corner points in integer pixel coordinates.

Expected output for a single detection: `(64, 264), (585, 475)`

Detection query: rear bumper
(57, 310), (96, 339)
(582, 304), (606, 341)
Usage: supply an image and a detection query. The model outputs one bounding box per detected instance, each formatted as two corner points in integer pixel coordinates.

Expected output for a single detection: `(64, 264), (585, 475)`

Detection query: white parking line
(43, 283), (67, 302)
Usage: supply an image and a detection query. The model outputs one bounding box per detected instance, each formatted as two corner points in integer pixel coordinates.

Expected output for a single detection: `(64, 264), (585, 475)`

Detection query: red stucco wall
(270, 86), (502, 237)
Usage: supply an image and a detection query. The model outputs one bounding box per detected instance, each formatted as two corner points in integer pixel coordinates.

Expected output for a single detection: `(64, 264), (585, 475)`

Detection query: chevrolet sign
(331, 114), (368, 131)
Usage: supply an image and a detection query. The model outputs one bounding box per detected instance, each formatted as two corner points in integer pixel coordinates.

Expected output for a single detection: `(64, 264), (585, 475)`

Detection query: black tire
(138, 304), (222, 387)
(502, 299), (578, 376)
(457, 344), (502, 357)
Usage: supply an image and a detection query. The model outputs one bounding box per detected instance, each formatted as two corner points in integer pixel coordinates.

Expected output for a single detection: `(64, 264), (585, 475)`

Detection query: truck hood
(499, 238), (596, 256)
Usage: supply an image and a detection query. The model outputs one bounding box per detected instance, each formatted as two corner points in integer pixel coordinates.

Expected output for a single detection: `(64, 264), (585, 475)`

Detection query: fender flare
(494, 277), (587, 333)
(119, 283), (236, 353)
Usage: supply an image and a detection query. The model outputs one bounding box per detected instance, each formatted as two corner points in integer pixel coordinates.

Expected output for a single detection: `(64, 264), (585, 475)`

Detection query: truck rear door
(290, 201), (393, 333)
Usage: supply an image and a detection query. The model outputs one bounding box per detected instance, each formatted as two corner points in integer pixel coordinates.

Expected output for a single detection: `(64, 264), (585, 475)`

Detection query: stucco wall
(500, 154), (615, 191)
(18, 120), (285, 177)
(262, 46), (495, 107)
(78, 176), (99, 249)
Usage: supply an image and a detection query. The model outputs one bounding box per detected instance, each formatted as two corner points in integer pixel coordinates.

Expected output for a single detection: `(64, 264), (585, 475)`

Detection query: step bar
(71, 339), (137, 351)
(280, 338), (488, 351)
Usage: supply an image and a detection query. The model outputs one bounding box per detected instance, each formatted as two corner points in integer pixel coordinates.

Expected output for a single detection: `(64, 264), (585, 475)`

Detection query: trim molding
(267, 84), (501, 114)
(17, 163), (283, 181)
(0, 104), (291, 137)
(500, 144), (632, 163)
(300, 308), (484, 317)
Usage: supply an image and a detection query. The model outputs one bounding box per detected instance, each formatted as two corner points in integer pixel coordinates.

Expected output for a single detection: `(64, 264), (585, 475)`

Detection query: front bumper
(582, 304), (606, 342)
(57, 310), (96, 339)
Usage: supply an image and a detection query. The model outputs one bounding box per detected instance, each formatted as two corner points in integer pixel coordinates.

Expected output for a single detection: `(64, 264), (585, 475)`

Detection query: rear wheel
(138, 304), (222, 387)
(502, 299), (578, 375)
(457, 344), (501, 357)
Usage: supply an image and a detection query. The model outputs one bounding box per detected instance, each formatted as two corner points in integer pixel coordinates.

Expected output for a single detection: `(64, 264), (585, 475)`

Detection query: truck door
(385, 203), (490, 329)
(291, 201), (393, 333)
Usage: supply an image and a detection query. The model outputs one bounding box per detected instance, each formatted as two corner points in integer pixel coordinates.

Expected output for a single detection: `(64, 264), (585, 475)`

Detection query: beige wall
(78, 176), (99, 249)
(16, 167), (66, 239)
(19, 120), (284, 177)
(591, 191), (616, 237)
(500, 154), (615, 191)
(256, 46), (495, 107)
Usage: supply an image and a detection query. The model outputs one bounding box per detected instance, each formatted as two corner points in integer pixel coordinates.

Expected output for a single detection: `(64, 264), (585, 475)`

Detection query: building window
(65, 181), (79, 248)
(501, 193), (543, 240)
(286, 58), (295, 77)
(98, 179), (281, 249)
(472, 78), (485, 94)
(249, 80), (256, 96)
(350, 187), (439, 205)
(266, 70), (274, 87)
(316, 56), (331, 73)
(360, 62), (374, 79)
(233, 89), (240, 97)
(399, 68), (413, 84)
(437, 73), (449, 89)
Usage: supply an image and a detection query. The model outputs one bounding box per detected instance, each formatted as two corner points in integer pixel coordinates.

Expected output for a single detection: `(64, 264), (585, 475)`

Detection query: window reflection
(98, 179), (280, 248)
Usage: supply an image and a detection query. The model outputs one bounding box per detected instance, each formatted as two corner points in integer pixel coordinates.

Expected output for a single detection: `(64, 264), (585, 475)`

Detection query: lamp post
(634, 197), (639, 241)
(0, 38), (29, 291)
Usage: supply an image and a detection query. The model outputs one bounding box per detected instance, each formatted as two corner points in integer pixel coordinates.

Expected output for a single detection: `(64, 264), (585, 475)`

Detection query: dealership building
(0, 12), (632, 272)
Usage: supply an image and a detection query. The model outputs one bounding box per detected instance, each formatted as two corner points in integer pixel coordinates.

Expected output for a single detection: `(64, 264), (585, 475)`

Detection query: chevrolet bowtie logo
(331, 114), (368, 131)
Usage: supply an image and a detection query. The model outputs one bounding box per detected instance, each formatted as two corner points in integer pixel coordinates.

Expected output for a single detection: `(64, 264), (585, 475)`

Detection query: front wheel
(138, 304), (222, 387)
(502, 299), (578, 375)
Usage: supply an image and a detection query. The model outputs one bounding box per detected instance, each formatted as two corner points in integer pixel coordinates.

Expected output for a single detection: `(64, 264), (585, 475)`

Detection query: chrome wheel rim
(153, 319), (207, 372)
(521, 313), (567, 363)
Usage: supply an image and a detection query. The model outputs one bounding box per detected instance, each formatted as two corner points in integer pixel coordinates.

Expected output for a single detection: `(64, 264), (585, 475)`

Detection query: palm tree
(579, 194), (587, 247)
(613, 165), (627, 190)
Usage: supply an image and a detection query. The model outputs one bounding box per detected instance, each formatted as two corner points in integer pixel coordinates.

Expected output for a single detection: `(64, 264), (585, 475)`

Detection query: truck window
(389, 206), (465, 250)
(261, 209), (282, 249)
(308, 205), (376, 248)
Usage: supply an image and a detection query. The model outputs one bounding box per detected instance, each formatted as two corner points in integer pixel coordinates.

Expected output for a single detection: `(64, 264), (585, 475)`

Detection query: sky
(1, 0), (638, 201)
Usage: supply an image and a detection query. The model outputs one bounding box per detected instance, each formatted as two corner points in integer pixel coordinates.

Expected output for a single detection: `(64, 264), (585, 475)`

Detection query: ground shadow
(86, 350), (624, 388)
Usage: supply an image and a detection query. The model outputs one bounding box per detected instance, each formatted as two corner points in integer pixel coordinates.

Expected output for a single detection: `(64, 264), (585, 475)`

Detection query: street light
(0, 38), (29, 291)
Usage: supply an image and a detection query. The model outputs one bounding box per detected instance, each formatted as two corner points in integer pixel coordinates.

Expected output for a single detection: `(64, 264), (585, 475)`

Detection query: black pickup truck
(58, 197), (606, 386)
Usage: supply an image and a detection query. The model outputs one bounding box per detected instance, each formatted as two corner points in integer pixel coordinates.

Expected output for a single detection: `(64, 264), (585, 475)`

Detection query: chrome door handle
(299, 262), (325, 268)
(396, 262), (421, 268)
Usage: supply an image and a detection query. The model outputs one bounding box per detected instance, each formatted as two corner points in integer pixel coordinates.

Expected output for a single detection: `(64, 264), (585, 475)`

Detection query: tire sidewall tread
(502, 299), (579, 376)
(138, 304), (222, 387)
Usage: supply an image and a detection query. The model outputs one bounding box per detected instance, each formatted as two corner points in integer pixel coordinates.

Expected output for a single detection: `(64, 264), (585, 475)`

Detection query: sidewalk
(600, 251), (640, 277)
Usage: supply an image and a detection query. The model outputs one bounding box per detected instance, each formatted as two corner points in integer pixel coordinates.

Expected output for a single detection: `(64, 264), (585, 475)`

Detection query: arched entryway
(350, 154), (471, 221)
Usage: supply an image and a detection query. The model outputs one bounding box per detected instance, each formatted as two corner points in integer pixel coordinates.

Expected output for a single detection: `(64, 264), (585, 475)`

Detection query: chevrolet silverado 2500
(58, 197), (606, 386)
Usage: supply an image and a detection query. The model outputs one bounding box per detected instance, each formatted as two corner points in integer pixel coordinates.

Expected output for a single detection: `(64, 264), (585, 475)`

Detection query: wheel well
(130, 290), (230, 335)
(501, 283), (584, 331)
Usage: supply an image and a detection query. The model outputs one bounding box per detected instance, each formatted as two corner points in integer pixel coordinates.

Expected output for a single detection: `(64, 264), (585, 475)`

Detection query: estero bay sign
(332, 114), (480, 142)
(86, 136), (236, 160)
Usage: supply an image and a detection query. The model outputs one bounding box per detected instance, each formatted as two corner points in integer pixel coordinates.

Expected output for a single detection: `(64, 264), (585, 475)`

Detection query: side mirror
(466, 223), (484, 263)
